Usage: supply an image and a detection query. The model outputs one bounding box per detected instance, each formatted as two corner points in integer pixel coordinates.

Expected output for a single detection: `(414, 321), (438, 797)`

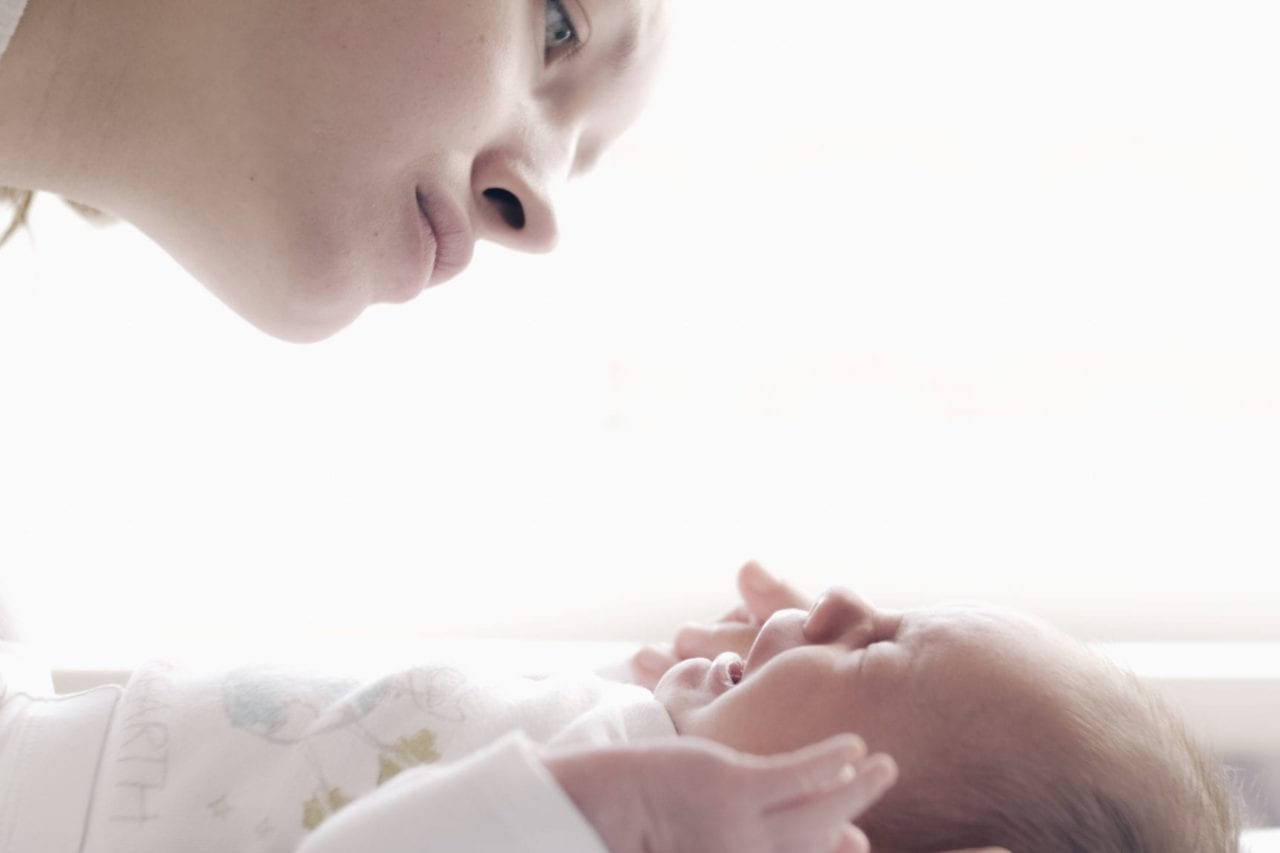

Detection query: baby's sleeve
(296, 730), (610, 853)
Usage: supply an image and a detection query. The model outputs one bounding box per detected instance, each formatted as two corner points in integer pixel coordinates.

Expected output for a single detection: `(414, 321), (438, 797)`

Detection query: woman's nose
(471, 155), (561, 254)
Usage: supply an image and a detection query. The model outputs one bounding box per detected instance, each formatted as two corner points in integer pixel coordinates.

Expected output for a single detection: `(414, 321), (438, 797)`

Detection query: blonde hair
(0, 186), (34, 249)
(1, 187), (115, 250)
(862, 656), (1240, 852)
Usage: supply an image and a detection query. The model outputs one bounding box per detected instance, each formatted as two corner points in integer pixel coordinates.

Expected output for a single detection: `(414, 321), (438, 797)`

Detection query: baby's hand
(633, 735), (895, 853)
(629, 561), (812, 690)
(546, 734), (896, 853)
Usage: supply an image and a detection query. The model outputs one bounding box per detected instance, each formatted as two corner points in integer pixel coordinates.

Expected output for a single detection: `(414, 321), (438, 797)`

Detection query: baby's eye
(545, 0), (580, 54)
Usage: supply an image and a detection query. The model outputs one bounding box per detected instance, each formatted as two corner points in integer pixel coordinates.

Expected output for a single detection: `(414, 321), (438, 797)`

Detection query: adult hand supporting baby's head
(629, 561), (813, 690)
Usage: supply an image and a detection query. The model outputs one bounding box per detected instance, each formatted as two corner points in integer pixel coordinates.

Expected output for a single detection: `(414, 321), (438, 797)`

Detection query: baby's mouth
(710, 652), (745, 693)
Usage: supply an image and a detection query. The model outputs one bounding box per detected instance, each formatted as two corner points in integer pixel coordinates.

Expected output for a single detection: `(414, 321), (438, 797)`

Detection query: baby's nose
(742, 609), (809, 677)
(803, 588), (879, 645)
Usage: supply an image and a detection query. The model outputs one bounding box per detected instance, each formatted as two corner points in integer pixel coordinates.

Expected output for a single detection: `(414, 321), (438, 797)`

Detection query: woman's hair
(862, 658), (1241, 853)
(1, 186), (114, 250)
(0, 186), (34, 249)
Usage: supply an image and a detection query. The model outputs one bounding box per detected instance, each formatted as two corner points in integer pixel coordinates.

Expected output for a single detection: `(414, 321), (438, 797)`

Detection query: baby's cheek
(655, 658), (708, 694)
(654, 659), (716, 731)
(657, 690), (714, 735)
(669, 687), (787, 755)
(733, 683), (853, 755)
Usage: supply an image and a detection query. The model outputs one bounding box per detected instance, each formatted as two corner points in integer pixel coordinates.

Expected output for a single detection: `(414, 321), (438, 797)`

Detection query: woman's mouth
(416, 188), (475, 288)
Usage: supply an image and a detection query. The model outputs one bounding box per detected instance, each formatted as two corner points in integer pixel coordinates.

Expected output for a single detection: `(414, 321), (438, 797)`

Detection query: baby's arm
(299, 730), (892, 853)
(295, 732), (610, 853)
(297, 731), (891, 853)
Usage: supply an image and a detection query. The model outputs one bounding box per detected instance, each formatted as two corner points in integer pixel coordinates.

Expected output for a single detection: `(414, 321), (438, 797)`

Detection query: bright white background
(2, 0), (1278, 663)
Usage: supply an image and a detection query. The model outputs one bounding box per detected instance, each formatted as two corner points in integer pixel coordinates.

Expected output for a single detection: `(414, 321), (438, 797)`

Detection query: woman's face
(122, 0), (669, 341)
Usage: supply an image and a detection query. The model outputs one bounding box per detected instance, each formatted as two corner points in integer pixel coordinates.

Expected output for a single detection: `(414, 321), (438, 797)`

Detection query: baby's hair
(862, 650), (1240, 852)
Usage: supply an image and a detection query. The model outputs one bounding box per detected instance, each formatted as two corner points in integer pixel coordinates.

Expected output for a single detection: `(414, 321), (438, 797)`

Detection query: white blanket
(1, 656), (675, 852)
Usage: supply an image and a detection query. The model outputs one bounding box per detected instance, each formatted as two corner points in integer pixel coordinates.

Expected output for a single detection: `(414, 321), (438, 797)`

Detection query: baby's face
(655, 590), (1098, 808)
(126, 0), (670, 341)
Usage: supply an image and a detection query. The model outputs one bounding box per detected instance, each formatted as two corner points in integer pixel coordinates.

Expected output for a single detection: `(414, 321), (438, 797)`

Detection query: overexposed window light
(1, 0), (1277, 663)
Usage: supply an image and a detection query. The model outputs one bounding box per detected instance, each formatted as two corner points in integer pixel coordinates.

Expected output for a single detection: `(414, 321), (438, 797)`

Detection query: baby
(642, 562), (1240, 853)
(0, 563), (1238, 853)
(0, 629), (890, 852)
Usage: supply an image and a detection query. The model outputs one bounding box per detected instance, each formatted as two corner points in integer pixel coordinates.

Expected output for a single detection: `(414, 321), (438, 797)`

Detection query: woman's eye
(545, 0), (580, 55)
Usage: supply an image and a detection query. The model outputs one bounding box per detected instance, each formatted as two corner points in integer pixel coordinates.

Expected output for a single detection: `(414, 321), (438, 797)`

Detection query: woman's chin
(203, 275), (368, 344)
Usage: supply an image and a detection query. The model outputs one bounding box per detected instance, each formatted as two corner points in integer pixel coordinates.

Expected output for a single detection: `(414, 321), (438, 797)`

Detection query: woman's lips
(416, 188), (475, 287)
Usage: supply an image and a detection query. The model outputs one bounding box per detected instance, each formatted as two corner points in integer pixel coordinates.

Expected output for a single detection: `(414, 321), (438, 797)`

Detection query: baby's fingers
(750, 734), (869, 808)
(830, 824), (871, 853)
(674, 621), (760, 660)
(715, 603), (752, 624)
(773, 752), (896, 819)
(737, 561), (813, 623)
(630, 643), (677, 689)
(769, 754), (896, 852)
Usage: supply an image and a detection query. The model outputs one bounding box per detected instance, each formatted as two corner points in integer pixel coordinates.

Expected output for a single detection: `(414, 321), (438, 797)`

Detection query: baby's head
(654, 589), (1238, 852)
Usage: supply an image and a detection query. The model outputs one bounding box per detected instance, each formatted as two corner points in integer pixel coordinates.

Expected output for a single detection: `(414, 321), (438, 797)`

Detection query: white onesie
(0, 653), (676, 852)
